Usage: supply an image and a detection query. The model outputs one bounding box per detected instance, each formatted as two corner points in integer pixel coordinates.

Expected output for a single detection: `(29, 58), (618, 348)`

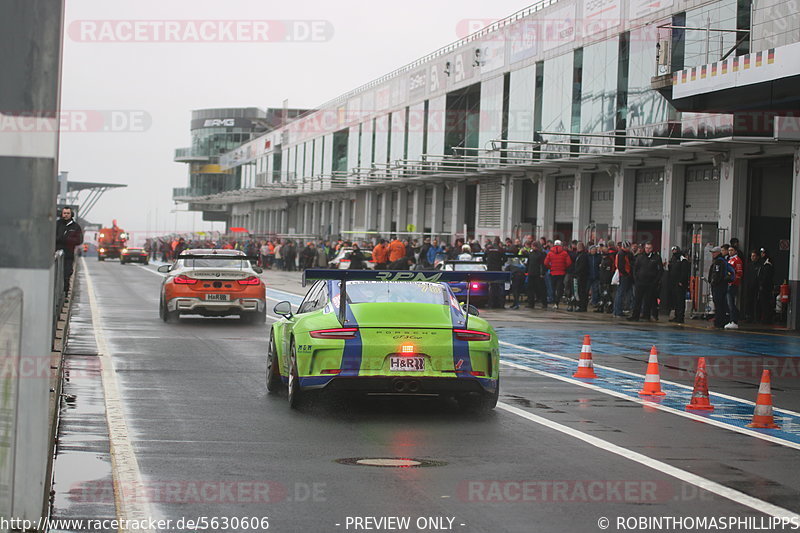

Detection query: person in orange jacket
(388, 237), (406, 263)
(372, 239), (389, 269)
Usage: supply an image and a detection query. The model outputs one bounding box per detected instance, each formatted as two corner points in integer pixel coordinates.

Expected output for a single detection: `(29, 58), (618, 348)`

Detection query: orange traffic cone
(638, 346), (666, 396)
(573, 335), (598, 378)
(747, 370), (780, 429)
(685, 357), (714, 411)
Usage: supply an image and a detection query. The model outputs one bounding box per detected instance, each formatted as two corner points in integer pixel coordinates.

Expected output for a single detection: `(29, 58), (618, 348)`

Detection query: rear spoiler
(303, 269), (510, 327)
(302, 269), (510, 286)
(178, 254), (259, 261)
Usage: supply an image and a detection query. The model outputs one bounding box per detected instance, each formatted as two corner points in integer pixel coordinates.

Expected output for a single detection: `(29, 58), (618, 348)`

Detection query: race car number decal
(375, 272), (443, 282)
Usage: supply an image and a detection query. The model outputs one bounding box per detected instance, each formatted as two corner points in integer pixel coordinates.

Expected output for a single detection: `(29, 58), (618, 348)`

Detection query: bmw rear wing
(303, 269), (510, 326)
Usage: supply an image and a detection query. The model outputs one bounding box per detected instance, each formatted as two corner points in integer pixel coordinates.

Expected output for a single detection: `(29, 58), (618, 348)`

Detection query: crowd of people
(144, 233), (781, 327)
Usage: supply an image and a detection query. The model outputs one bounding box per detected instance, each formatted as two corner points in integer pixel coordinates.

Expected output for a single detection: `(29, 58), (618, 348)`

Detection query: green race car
(266, 269), (509, 410)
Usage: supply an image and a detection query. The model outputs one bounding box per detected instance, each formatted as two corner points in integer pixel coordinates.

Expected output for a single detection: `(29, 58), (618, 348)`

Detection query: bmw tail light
(174, 274), (197, 285)
(237, 276), (261, 285)
(309, 328), (359, 339)
(470, 283), (480, 290)
(454, 329), (491, 341)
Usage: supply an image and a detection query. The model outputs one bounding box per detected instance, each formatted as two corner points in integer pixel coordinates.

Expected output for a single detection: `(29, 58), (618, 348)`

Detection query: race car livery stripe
(449, 302), (473, 374)
(331, 280), (363, 376)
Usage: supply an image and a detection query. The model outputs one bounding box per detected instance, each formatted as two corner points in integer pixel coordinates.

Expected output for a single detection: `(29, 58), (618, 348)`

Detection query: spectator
(418, 237), (433, 269)
(506, 255), (527, 309)
(744, 250), (760, 322)
(457, 244), (473, 261)
(300, 242), (317, 269)
(372, 240), (389, 269)
(388, 256), (414, 270)
(613, 241), (634, 318)
(708, 246), (731, 329)
(388, 236), (406, 263)
(427, 239), (443, 268)
(667, 246), (690, 323)
(725, 245), (744, 329)
(484, 241), (507, 309)
(348, 243), (366, 269)
(274, 240), (284, 270)
(588, 245), (601, 309)
(573, 242), (589, 312)
(55, 207), (83, 294)
(544, 239), (572, 310)
(595, 242), (615, 313)
(525, 241), (547, 309)
(756, 247), (775, 323)
(628, 241), (663, 322)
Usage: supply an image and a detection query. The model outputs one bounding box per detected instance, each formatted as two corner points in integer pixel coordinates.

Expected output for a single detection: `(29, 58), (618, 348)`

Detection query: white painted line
(497, 401), (800, 520)
(137, 264), (165, 277)
(500, 340), (800, 416)
(500, 359), (800, 451)
(81, 258), (155, 532)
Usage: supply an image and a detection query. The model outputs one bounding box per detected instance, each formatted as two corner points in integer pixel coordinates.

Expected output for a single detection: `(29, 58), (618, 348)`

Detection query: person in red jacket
(544, 240), (572, 309)
(725, 244), (744, 329)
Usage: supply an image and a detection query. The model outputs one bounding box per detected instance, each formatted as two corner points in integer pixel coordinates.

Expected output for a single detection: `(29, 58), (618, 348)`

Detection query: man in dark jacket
(483, 242), (507, 308)
(525, 242), (547, 309)
(418, 238), (433, 269)
(756, 247), (775, 323)
(56, 207), (84, 294)
(348, 243), (366, 269)
(628, 241), (663, 322)
(572, 242), (589, 312)
(744, 250), (760, 322)
(708, 246), (731, 328)
(595, 243), (615, 313)
(613, 241), (634, 317)
(667, 246), (690, 323)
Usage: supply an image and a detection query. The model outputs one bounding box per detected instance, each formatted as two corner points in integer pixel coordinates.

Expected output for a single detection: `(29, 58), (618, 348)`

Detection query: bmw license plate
(205, 294), (230, 301)
(390, 357), (425, 372)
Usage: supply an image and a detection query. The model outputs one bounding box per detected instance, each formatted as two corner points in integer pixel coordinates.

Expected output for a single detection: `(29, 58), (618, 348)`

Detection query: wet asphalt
(50, 260), (800, 533)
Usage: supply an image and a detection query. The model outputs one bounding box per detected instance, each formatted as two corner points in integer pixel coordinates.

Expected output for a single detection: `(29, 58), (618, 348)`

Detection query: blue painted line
(497, 332), (800, 447)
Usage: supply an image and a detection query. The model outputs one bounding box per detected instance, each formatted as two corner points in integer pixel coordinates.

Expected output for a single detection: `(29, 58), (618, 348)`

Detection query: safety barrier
(0, 288), (24, 520)
(52, 250), (65, 345)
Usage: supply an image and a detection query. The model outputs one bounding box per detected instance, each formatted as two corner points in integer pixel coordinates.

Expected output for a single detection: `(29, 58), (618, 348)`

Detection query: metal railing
(52, 250), (64, 344)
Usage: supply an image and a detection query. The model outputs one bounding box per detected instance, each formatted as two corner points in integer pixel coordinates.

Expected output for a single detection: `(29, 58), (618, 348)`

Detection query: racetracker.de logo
(0, 111), (151, 133)
(67, 20), (334, 43)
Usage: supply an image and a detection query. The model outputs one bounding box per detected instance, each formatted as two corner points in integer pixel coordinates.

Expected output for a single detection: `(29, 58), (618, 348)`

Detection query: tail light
(237, 276), (261, 285)
(340, 259), (350, 263)
(454, 329), (491, 341)
(309, 328), (359, 339)
(321, 369), (341, 375)
(470, 371), (486, 376)
(174, 274), (197, 285)
(470, 283), (480, 290)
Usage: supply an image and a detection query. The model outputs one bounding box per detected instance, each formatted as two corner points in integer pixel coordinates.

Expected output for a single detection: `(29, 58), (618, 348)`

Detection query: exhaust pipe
(392, 379), (407, 392)
(407, 380), (420, 393)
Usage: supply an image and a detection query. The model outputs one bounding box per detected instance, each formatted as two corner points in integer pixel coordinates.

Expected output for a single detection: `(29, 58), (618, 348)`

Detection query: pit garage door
(590, 172), (613, 224)
(554, 176), (574, 223)
(683, 164), (720, 223)
(634, 168), (664, 220)
(478, 181), (502, 230)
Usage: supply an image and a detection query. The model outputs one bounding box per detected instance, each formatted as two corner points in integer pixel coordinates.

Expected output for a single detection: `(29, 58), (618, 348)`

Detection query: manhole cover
(336, 458), (447, 468)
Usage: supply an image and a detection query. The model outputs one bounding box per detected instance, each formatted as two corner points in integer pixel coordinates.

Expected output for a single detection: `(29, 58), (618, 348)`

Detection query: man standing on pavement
(543, 240), (572, 310)
(388, 236), (406, 264)
(708, 246), (731, 329)
(55, 207), (83, 294)
(667, 246), (690, 323)
(756, 247), (775, 323)
(573, 242), (589, 312)
(484, 240), (507, 309)
(525, 241), (547, 309)
(613, 241), (633, 318)
(628, 241), (663, 322)
(725, 245), (744, 329)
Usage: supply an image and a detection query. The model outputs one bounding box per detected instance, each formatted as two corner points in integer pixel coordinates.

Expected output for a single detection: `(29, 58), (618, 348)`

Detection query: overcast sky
(59, 0), (533, 241)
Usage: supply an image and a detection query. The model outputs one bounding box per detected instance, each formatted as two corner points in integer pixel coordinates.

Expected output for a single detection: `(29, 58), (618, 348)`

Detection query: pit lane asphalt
(51, 260), (800, 533)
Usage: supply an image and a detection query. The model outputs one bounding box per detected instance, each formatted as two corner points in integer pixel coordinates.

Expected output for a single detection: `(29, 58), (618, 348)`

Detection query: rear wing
(177, 254), (258, 260)
(302, 269), (510, 285)
(303, 269), (510, 326)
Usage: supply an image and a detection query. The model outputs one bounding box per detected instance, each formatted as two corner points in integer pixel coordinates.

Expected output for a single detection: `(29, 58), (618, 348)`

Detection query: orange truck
(97, 220), (128, 261)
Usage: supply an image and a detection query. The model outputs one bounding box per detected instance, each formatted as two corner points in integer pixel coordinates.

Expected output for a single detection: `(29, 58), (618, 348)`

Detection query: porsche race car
(266, 269), (509, 410)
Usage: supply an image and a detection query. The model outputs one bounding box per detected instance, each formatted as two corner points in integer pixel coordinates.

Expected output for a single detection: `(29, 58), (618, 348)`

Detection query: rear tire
(266, 331), (282, 394)
(160, 297), (179, 323)
(287, 340), (304, 409)
(458, 381), (499, 412)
